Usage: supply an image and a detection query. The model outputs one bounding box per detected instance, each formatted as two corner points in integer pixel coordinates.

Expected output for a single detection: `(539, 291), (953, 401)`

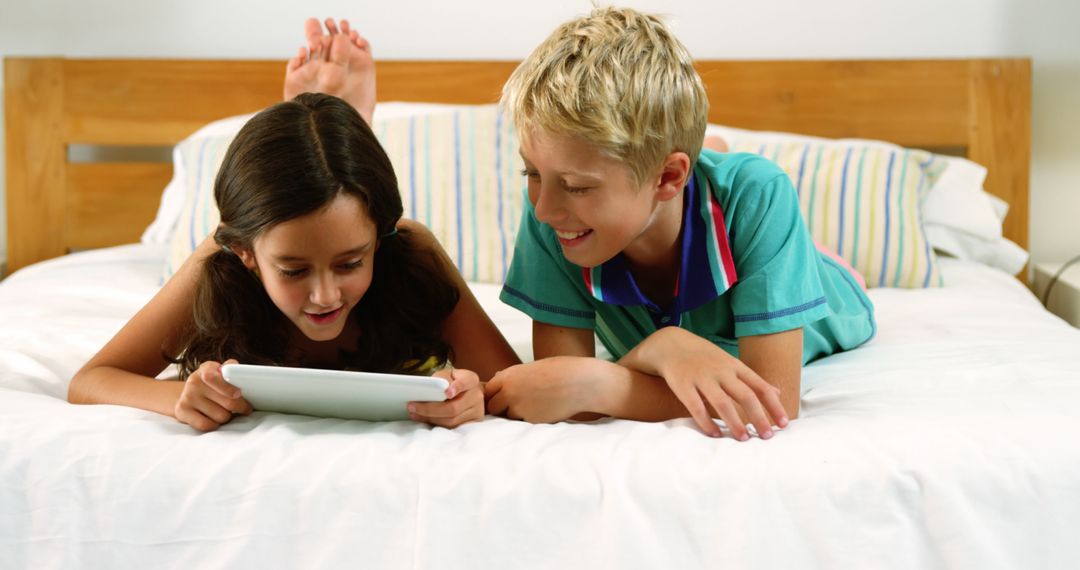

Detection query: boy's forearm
(69, 368), (183, 418)
(584, 359), (690, 422)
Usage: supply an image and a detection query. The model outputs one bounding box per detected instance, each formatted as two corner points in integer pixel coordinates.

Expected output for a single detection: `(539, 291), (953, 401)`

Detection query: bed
(4, 57), (1079, 569)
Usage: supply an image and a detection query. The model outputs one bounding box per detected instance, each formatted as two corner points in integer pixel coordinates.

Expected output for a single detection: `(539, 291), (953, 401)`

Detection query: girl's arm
(68, 236), (218, 415)
(398, 220), (520, 381)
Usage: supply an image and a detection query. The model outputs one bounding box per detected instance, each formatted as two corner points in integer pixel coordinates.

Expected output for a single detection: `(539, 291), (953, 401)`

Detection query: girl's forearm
(68, 368), (183, 418)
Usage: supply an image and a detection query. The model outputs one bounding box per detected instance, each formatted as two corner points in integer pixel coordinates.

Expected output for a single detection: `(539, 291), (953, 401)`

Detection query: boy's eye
(564, 186), (589, 194)
(520, 168), (540, 179)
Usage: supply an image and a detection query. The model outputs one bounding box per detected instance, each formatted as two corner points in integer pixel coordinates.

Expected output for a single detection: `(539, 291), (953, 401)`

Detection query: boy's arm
(737, 329), (803, 419)
(613, 327), (792, 439)
(486, 322), (792, 439)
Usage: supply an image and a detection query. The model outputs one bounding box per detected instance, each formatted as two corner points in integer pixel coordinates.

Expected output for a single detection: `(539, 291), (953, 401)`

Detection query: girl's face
(238, 194), (378, 343)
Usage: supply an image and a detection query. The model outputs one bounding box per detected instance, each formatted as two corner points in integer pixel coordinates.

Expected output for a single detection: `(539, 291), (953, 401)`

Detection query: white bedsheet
(2, 245), (1079, 569)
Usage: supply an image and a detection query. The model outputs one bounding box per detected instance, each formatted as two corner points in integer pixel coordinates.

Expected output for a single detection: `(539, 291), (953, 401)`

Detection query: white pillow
(139, 114), (255, 245)
(706, 124), (1026, 277)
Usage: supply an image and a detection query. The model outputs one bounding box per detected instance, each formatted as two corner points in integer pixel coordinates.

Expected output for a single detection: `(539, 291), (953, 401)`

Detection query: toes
(303, 17), (323, 44)
(287, 47), (306, 71)
(324, 17), (340, 36)
(327, 33), (350, 66)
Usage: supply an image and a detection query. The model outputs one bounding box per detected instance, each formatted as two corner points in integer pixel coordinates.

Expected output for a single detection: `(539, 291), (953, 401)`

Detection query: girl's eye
(340, 260), (364, 271)
(278, 267), (306, 278)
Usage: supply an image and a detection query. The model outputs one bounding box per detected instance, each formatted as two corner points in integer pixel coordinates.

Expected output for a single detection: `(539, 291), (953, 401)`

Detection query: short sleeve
(499, 194), (596, 329)
(725, 163), (831, 337)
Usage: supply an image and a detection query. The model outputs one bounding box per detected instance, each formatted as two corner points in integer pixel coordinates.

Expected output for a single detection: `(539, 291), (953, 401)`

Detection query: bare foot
(284, 17), (376, 125)
(703, 135), (729, 153)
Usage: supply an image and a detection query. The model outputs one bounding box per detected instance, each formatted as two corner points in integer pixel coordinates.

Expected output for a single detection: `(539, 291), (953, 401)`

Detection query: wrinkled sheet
(2, 245), (1079, 569)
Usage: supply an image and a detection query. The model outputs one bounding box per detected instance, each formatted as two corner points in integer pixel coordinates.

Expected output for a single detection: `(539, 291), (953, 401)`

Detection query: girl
(69, 93), (520, 431)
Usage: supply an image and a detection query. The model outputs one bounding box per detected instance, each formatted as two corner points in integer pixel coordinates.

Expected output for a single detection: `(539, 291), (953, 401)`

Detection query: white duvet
(2, 245), (1079, 569)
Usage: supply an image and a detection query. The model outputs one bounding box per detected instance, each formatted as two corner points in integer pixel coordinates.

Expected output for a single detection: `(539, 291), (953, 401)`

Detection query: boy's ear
(655, 151), (691, 202)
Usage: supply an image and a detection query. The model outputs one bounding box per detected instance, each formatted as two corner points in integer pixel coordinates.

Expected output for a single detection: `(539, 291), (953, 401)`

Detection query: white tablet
(220, 363), (448, 421)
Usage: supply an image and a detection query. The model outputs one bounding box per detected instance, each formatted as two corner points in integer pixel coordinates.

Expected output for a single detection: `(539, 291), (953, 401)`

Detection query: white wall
(2, 0), (1077, 272)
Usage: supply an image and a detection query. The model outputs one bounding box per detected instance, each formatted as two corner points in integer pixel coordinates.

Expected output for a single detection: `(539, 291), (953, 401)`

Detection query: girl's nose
(310, 273), (341, 307)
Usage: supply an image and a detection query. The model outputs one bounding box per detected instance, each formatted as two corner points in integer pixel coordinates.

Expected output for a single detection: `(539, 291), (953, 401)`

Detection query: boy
(484, 7), (875, 440)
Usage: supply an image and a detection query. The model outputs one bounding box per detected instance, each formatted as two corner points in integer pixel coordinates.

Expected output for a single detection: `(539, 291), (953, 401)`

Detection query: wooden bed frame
(4, 58), (1030, 274)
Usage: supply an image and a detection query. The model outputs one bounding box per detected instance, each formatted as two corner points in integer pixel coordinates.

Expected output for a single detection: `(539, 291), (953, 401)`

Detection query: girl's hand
(634, 328), (788, 440)
(174, 359), (253, 432)
(408, 368), (484, 428)
(484, 357), (600, 423)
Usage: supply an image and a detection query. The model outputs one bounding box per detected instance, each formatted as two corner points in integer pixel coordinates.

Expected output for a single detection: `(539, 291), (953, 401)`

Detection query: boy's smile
(520, 130), (687, 270)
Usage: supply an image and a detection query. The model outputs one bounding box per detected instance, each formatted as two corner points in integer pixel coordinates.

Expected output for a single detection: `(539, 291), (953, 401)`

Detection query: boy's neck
(623, 194), (684, 306)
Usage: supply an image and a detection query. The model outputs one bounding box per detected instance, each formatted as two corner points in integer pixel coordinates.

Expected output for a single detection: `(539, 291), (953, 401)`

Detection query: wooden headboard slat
(695, 60), (971, 148)
(66, 163), (171, 250)
(63, 59), (282, 144)
(4, 57), (1031, 275)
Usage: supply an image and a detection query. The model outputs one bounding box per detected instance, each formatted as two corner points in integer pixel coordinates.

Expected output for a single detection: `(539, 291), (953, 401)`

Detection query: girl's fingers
(176, 407), (220, 432)
(200, 364), (239, 400)
(445, 369), (479, 399)
(193, 398), (234, 425)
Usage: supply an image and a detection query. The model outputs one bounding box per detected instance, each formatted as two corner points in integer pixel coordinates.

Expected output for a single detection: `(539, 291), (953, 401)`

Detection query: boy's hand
(175, 359), (253, 432)
(408, 368), (484, 428)
(484, 357), (600, 423)
(625, 328), (789, 440)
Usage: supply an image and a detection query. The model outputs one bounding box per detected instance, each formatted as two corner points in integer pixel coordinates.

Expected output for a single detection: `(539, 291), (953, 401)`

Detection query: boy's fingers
(720, 379), (772, 439)
(672, 383), (721, 438)
(699, 382), (749, 441)
(482, 374), (502, 400)
(486, 390), (508, 416)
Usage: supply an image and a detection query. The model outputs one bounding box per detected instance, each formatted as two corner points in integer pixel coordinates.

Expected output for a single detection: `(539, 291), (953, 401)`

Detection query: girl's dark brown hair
(173, 93), (459, 378)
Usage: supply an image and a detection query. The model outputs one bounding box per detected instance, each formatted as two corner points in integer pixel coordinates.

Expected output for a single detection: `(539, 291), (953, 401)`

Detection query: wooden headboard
(4, 58), (1030, 273)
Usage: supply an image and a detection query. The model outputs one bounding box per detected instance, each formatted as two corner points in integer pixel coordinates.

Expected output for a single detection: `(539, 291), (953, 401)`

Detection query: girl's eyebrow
(272, 243), (372, 262)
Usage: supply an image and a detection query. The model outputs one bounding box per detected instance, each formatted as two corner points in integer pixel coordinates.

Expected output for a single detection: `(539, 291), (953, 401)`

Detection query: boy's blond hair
(501, 6), (708, 186)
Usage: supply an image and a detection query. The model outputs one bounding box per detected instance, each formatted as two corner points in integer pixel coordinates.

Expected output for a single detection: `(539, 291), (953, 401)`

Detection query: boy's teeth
(556, 230), (589, 239)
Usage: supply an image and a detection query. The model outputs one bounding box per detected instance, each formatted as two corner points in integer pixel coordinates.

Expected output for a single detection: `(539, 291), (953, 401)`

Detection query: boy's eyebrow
(518, 153), (603, 180)
(272, 243), (372, 262)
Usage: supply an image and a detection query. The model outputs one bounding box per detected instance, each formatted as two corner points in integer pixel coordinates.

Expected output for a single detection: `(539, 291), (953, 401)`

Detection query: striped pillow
(711, 126), (947, 288)
(163, 103), (524, 284)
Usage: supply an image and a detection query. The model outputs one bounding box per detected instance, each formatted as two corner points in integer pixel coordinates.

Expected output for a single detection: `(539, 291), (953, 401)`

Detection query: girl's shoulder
(396, 218), (437, 248)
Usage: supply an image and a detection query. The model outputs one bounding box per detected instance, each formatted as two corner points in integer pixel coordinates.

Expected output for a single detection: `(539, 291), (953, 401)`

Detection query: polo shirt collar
(581, 173), (739, 327)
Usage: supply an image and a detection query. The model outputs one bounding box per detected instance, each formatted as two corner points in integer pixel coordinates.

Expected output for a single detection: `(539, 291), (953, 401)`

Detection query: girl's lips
(305, 306), (343, 326)
(555, 229), (593, 247)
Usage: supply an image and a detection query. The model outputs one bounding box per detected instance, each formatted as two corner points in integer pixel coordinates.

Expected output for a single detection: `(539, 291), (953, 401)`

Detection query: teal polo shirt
(499, 150), (876, 364)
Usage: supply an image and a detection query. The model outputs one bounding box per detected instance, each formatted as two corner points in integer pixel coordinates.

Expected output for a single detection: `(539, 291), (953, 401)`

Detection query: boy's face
(520, 131), (668, 268)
